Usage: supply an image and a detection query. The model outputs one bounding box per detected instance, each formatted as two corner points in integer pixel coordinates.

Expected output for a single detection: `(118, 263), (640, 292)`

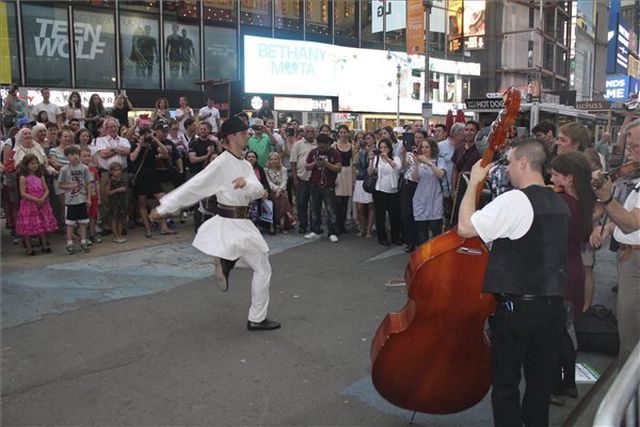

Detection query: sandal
(42, 247), (52, 254)
(145, 231), (152, 238)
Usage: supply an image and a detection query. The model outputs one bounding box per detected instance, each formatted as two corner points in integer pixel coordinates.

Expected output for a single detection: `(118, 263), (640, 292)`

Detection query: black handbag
(363, 156), (379, 193)
(574, 304), (620, 356)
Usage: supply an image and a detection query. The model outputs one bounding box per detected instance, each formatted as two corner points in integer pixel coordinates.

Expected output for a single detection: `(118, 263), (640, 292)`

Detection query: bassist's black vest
(483, 185), (570, 296)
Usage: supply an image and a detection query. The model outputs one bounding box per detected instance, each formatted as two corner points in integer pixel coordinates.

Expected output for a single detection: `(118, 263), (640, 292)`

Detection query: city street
(1, 222), (618, 426)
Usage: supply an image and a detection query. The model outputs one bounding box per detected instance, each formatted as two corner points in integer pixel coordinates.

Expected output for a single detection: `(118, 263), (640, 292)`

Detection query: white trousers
(237, 251), (272, 323)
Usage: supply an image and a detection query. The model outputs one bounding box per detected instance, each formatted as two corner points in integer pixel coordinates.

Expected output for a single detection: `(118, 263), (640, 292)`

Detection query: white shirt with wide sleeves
(156, 150), (269, 259)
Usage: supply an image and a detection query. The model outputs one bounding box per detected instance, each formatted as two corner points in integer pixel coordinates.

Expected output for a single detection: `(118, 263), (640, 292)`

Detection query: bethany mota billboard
(243, 35), (337, 96)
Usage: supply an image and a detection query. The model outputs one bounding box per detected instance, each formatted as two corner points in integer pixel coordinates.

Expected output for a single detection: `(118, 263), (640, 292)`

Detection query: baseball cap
(251, 118), (264, 129)
(219, 117), (248, 138)
(17, 117), (36, 127)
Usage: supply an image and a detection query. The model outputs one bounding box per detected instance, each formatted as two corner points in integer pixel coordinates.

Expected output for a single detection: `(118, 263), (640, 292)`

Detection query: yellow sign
(629, 55), (640, 79)
(0, 1), (11, 84)
(406, 0), (425, 55)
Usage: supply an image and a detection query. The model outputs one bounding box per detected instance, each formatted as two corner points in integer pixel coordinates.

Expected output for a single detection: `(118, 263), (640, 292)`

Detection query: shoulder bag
(129, 145), (149, 187)
(363, 156), (379, 193)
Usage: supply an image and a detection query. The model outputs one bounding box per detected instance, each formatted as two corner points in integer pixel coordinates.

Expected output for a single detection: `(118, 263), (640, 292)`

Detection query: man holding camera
(248, 119), (278, 168)
(304, 134), (342, 243)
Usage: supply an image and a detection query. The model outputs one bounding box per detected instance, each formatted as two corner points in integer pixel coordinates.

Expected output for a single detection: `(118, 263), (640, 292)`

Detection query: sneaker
(86, 239), (93, 246)
(80, 242), (90, 252)
(113, 237), (128, 243)
(304, 232), (320, 240)
(329, 234), (339, 243)
(94, 235), (102, 243)
(66, 244), (75, 255)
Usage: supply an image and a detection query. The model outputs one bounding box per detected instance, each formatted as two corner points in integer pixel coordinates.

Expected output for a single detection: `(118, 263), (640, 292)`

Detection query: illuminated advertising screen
(448, 0), (463, 53)
(243, 35), (337, 96)
(371, 0), (406, 34)
(463, 0), (485, 50)
(243, 35), (481, 113)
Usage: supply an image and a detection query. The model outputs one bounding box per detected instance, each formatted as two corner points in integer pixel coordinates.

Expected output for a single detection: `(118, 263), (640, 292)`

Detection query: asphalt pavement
(0, 220), (619, 426)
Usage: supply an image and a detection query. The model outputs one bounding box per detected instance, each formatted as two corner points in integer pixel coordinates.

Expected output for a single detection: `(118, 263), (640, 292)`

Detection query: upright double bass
(370, 88), (522, 414)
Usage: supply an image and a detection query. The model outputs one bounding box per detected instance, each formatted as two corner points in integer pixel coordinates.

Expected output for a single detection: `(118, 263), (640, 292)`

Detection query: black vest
(483, 185), (570, 296)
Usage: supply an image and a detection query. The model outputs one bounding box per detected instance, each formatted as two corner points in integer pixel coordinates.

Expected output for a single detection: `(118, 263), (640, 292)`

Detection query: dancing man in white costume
(150, 117), (281, 331)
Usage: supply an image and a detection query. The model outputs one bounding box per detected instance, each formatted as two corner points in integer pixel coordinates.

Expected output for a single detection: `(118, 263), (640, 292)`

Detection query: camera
(286, 127), (295, 137)
(402, 132), (415, 151)
(318, 154), (328, 162)
(372, 149), (381, 155)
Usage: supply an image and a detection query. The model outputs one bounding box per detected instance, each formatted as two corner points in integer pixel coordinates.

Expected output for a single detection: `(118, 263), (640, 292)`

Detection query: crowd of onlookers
(0, 85), (628, 257)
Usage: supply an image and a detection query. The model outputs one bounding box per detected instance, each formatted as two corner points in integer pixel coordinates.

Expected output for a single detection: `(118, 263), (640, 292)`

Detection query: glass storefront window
(120, 10), (161, 89)
(334, 0), (358, 46)
(2, 1), (20, 85)
(361, 0), (382, 48)
(204, 26), (238, 81)
(240, 0), (271, 29)
(164, 1), (201, 91)
(274, 0), (302, 39)
(203, 0), (237, 27)
(119, 0), (159, 14)
(21, 2), (71, 87)
(305, 0), (330, 43)
(73, 8), (116, 88)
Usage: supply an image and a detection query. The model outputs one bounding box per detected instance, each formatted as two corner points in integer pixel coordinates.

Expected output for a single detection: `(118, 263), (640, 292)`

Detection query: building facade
(1, 0), (484, 128)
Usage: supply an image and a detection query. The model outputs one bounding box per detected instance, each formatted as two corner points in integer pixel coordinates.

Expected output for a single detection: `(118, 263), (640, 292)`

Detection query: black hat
(219, 117), (248, 138)
(153, 121), (169, 132)
(316, 133), (334, 144)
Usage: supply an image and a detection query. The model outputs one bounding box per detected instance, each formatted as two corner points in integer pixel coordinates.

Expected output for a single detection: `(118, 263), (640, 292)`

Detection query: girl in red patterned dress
(16, 154), (58, 255)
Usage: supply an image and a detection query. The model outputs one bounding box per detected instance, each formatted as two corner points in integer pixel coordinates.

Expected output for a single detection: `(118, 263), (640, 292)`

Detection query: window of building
(334, 0), (358, 47)
(384, 0), (405, 52)
(21, 2), (71, 87)
(360, 0), (383, 48)
(204, 26), (238, 81)
(118, 0), (159, 14)
(203, 0), (237, 27)
(240, 0), (272, 34)
(274, 0), (303, 39)
(305, 0), (331, 43)
(543, 8), (555, 38)
(164, 1), (201, 91)
(543, 40), (554, 72)
(119, 8), (161, 89)
(2, 1), (20, 85)
(72, 8), (117, 88)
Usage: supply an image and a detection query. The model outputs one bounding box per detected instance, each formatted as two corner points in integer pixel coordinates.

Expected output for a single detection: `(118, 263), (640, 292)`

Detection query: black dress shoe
(247, 318), (281, 331)
(214, 258), (237, 291)
(380, 240), (391, 247)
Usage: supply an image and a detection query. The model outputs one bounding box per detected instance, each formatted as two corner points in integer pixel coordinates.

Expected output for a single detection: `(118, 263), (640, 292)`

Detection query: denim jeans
(310, 184), (337, 236)
(296, 179), (311, 230)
